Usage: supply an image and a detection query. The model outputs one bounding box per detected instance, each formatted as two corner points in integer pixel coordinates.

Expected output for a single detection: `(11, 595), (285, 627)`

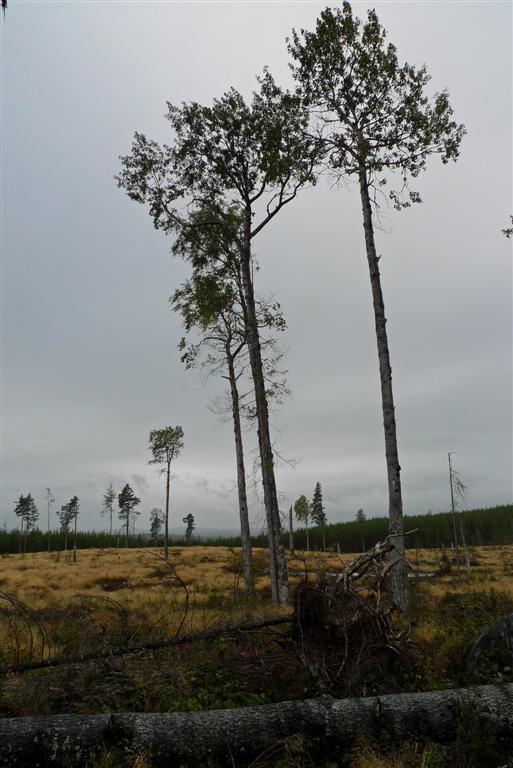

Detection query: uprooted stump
(289, 540), (415, 696)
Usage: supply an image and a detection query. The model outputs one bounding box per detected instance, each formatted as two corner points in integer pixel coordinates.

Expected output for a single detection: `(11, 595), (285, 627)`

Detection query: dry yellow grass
(0, 546), (289, 655)
(2, 543), (512, 606)
(1, 543), (512, 655)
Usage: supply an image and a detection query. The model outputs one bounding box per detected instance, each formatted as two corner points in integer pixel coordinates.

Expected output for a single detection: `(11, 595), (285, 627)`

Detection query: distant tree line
(0, 529), (194, 555)
(1, 504), (511, 556)
(274, 504), (513, 553)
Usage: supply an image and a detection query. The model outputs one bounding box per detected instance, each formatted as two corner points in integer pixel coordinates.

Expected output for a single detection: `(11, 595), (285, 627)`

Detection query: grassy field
(1, 543), (513, 767)
(2, 542), (513, 607)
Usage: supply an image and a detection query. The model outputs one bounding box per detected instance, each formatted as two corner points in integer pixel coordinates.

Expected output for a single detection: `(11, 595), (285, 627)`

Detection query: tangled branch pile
(290, 538), (416, 696)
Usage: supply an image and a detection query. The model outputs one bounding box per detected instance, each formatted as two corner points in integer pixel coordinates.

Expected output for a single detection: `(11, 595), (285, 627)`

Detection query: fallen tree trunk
(1, 683), (512, 767)
(0, 613), (294, 675)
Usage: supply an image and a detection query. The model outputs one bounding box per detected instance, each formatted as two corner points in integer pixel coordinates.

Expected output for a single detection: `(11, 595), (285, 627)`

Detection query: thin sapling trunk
(358, 163), (408, 612)
(240, 221), (289, 604)
(227, 350), (254, 595)
(164, 462), (170, 561)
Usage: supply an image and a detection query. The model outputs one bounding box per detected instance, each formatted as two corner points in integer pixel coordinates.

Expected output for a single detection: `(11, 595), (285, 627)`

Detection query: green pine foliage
(310, 482), (326, 527)
(289, 504), (513, 553)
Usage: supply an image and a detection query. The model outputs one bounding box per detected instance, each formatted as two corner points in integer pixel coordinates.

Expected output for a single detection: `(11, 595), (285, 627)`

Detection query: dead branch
(0, 613), (295, 675)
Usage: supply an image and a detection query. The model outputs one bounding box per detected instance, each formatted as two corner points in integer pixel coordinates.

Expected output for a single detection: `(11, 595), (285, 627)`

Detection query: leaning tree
(289, 4), (465, 609)
(117, 73), (320, 603)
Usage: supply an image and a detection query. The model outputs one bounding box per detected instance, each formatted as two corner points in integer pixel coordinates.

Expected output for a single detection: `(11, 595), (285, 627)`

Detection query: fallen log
(0, 613), (295, 675)
(1, 683), (512, 767)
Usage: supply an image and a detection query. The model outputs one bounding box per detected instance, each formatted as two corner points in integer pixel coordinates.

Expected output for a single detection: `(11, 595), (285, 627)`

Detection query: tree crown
(294, 494), (310, 523)
(311, 482), (326, 526)
(117, 72), (320, 241)
(289, 3), (465, 208)
(148, 426), (184, 467)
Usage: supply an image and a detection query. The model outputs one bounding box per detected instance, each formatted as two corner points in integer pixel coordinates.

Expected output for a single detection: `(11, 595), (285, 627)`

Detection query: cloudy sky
(2, 1), (512, 535)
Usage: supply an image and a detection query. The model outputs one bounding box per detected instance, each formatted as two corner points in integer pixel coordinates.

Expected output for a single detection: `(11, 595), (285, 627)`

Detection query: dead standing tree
(448, 451), (471, 575)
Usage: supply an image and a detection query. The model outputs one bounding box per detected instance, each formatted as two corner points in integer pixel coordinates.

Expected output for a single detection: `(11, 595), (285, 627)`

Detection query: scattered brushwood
(0, 592), (49, 668)
(288, 536), (417, 696)
(0, 555), (194, 672)
(0, 539), (415, 698)
(438, 548), (452, 575)
(0, 612), (294, 675)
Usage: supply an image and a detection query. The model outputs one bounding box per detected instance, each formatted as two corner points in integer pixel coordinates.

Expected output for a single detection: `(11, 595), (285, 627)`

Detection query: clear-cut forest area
(2, 0), (512, 765)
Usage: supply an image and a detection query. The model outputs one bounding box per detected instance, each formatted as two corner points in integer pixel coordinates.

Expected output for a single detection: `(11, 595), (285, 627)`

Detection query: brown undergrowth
(1, 544), (513, 767)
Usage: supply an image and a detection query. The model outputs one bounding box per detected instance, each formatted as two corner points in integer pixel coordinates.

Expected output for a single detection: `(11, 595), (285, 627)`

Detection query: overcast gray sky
(2, 1), (512, 535)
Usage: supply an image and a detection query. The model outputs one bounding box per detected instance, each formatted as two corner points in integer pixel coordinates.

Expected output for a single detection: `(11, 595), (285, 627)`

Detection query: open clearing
(1, 544), (513, 766)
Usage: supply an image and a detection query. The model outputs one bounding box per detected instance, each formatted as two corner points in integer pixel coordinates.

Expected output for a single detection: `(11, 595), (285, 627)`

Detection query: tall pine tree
(289, 5), (464, 608)
(311, 482), (327, 551)
(101, 484), (116, 542)
(118, 484), (141, 548)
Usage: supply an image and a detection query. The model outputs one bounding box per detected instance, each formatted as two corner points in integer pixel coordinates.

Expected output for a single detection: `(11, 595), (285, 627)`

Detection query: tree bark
(2, 684), (512, 767)
(227, 349), (254, 596)
(241, 209), (289, 605)
(289, 505), (294, 551)
(73, 515), (78, 562)
(164, 462), (170, 561)
(358, 163), (408, 611)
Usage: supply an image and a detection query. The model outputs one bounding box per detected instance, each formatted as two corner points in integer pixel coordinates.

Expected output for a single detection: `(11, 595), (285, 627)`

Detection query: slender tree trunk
(126, 514), (129, 548)
(73, 515), (78, 563)
(164, 463), (170, 561)
(227, 351), (254, 596)
(322, 526), (326, 552)
(18, 521), (23, 554)
(358, 163), (408, 611)
(47, 502), (51, 553)
(109, 508), (112, 545)
(241, 210), (289, 604)
(305, 520), (309, 552)
(289, 506), (294, 552)
(64, 530), (68, 552)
